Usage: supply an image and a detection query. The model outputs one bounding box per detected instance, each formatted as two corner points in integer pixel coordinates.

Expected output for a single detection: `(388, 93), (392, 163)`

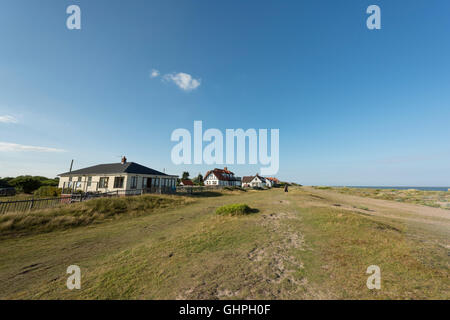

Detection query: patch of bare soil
(250, 212), (305, 285)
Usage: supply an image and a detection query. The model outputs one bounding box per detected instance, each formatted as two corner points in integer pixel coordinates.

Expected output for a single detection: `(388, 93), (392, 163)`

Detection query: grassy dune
(0, 195), (194, 237)
(0, 187), (448, 299)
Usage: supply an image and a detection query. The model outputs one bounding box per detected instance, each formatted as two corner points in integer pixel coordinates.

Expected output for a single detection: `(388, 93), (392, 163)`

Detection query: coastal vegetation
(0, 187), (448, 299)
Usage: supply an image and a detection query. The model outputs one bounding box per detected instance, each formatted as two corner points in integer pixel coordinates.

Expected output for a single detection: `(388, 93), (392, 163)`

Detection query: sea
(344, 186), (449, 192)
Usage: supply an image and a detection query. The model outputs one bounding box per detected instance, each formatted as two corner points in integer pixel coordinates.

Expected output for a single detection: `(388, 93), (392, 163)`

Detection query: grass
(0, 194), (194, 237)
(298, 206), (448, 299)
(0, 187), (448, 299)
(215, 204), (253, 216)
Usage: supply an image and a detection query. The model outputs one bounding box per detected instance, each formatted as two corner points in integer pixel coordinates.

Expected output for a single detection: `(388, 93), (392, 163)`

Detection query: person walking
(284, 184), (288, 193)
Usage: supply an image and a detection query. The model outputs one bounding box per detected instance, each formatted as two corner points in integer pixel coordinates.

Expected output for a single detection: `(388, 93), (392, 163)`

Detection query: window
(99, 177), (109, 188)
(87, 176), (92, 187)
(130, 176), (137, 189)
(142, 177), (147, 188)
(76, 176), (82, 188)
(114, 177), (124, 188)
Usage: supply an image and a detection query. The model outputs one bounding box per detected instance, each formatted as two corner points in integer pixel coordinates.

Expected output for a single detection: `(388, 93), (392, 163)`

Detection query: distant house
(265, 177), (280, 187)
(180, 179), (194, 186)
(242, 174), (267, 188)
(204, 167), (241, 187)
(58, 157), (178, 193)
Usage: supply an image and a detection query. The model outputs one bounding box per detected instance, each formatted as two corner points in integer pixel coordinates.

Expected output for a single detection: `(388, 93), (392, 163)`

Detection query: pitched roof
(204, 168), (240, 181)
(181, 179), (194, 186)
(58, 162), (169, 177)
(242, 174), (266, 183)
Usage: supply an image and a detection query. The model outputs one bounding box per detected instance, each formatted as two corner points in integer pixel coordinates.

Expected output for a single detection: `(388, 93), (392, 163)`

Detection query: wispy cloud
(0, 142), (66, 153)
(163, 72), (201, 91)
(150, 69), (160, 78)
(0, 115), (18, 124)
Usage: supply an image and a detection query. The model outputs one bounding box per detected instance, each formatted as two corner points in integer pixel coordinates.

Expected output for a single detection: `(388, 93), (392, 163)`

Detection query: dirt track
(303, 187), (450, 245)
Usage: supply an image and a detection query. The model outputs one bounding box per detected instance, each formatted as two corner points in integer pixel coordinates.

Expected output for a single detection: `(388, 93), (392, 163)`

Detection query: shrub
(9, 176), (42, 193)
(216, 203), (253, 216)
(34, 186), (62, 197)
(0, 177), (13, 188)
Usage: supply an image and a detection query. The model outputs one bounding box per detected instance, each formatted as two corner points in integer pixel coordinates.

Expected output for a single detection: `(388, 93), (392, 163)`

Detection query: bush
(34, 186), (62, 197)
(0, 177), (13, 188)
(9, 176), (42, 194)
(216, 203), (253, 216)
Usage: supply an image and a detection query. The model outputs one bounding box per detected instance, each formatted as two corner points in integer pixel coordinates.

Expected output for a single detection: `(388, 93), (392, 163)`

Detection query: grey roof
(59, 162), (170, 177)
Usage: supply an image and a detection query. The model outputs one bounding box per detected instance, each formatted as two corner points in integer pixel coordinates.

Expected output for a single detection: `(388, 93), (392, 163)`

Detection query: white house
(58, 157), (178, 194)
(242, 174), (267, 188)
(204, 167), (241, 187)
(264, 178), (274, 188)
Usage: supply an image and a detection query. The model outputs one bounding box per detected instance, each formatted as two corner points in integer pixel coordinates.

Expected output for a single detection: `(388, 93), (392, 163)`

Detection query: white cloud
(0, 115), (18, 124)
(163, 72), (201, 91)
(0, 142), (66, 153)
(150, 69), (160, 78)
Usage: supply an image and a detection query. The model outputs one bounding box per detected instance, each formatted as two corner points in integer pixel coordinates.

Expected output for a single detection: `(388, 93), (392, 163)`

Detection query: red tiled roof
(204, 168), (239, 181)
(181, 179), (194, 186)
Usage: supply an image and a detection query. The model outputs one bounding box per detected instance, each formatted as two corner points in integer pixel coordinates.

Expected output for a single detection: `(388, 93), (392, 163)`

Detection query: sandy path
(302, 187), (450, 230)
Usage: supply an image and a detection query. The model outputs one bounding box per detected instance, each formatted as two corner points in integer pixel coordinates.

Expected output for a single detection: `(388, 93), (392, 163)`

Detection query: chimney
(121, 156), (127, 164)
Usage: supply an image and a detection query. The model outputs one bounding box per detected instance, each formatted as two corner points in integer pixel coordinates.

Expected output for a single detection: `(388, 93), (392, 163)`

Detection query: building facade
(242, 174), (267, 188)
(58, 158), (177, 194)
(204, 167), (242, 187)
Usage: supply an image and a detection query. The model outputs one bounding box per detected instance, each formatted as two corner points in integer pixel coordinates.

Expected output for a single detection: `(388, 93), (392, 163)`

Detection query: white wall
(59, 174), (177, 193)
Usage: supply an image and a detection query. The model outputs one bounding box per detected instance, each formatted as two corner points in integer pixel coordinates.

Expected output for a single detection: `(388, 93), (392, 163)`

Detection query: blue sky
(1, 0), (449, 186)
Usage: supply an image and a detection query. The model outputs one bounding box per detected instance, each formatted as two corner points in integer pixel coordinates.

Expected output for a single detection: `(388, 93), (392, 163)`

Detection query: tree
(9, 176), (42, 194)
(182, 171), (190, 180)
(192, 173), (204, 186)
(0, 177), (13, 188)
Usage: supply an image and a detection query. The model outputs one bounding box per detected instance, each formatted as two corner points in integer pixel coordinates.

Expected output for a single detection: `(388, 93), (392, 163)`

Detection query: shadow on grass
(188, 191), (224, 198)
